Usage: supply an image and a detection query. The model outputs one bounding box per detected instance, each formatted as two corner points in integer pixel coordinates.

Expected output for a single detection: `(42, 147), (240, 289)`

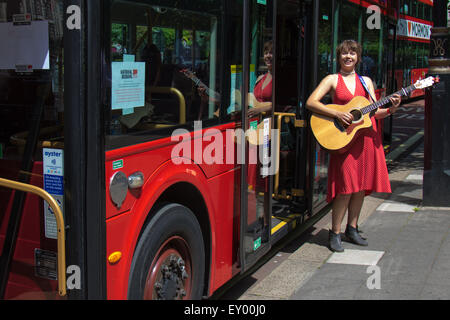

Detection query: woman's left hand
(389, 94), (401, 114)
(248, 107), (261, 118)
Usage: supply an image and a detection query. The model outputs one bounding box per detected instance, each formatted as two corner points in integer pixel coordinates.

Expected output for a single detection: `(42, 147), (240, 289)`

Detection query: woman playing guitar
(306, 40), (401, 252)
(248, 40), (273, 117)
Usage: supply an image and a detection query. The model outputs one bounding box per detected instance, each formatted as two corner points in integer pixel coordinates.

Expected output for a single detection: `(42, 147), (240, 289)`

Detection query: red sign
(418, 0), (433, 6)
(410, 68), (428, 98)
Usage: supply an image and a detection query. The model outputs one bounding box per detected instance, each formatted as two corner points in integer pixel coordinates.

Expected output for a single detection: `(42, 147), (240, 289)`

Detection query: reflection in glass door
(240, 0), (273, 272)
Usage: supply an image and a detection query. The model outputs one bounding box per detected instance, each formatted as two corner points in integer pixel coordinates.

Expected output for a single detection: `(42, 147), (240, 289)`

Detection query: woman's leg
(345, 191), (368, 246)
(329, 193), (351, 252)
(347, 191), (365, 228)
(331, 193), (351, 234)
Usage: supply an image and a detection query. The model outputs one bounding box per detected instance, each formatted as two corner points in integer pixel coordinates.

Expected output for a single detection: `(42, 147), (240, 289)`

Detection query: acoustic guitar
(310, 76), (438, 153)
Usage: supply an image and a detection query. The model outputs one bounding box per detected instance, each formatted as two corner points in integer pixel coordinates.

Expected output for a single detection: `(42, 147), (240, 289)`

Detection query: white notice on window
(0, 21), (50, 70)
(111, 61), (146, 110)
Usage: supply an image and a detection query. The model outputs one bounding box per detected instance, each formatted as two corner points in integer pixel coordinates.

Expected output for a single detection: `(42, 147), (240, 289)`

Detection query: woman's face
(264, 48), (273, 71)
(339, 50), (358, 70)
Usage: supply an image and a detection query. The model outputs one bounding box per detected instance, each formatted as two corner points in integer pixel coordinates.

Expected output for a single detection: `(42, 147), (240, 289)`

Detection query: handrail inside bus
(273, 112), (296, 197)
(148, 86), (186, 124)
(0, 177), (66, 297)
(9, 125), (65, 152)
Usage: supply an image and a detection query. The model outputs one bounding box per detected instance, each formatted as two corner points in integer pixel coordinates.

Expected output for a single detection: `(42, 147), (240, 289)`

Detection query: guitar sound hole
(350, 110), (362, 122)
(334, 118), (345, 132)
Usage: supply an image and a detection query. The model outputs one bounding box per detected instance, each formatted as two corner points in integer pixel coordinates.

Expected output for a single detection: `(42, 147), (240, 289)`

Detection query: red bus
(395, 0), (433, 98)
(0, 0), (403, 300)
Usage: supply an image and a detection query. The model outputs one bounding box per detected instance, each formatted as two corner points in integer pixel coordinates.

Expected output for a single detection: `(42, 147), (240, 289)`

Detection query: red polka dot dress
(248, 73), (272, 192)
(326, 73), (391, 203)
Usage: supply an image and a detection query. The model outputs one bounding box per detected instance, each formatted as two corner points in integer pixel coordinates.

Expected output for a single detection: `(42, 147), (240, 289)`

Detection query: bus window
(105, 0), (223, 150)
(0, 0), (65, 299)
(318, 1), (333, 80)
(339, 2), (361, 44)
(338, 1), (386, 89)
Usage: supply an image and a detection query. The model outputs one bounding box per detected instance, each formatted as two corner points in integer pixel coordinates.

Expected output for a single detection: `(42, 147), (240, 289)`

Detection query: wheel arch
(133, 181), (212, 298)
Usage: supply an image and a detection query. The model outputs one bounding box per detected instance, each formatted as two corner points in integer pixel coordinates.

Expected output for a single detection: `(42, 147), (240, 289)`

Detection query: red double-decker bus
(395, 0), (433, 98)
(0, 0), (405, 300)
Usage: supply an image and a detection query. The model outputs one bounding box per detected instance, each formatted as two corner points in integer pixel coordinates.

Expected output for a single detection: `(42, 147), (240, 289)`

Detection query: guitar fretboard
(360, 84), (415, 115)
(184, 71), (221, 100)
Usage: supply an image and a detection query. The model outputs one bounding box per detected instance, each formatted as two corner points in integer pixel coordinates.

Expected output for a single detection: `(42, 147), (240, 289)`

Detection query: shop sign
(397, 18), (432, 41)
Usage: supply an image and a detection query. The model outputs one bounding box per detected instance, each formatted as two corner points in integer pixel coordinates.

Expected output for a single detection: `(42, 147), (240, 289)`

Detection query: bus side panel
(0, 161), (59, 300)
(105, 125), (241, 299)
(196, 123), (237, 179)
(106, 159), (237, 299)
(105, 124), (237, 220)
(105, 141), (174, 219)
(204, 168), (241, 292)
(106, 210), (134, 299)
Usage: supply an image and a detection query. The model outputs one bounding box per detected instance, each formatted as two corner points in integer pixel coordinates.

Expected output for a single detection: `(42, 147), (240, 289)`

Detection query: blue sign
(43, 148), (64, 239)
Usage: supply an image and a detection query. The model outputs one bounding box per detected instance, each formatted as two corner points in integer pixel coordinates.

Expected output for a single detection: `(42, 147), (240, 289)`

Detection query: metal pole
(423, 0), (450, 206)
(240, 0), (250, 273)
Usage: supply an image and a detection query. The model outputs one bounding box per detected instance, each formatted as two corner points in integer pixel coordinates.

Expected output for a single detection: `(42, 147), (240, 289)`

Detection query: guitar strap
(358, 75), (376, 103)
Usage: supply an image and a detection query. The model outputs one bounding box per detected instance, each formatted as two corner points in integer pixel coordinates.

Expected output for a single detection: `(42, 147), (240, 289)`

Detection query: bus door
(306, 0), (331, 215)
(0, 0), (66, 299)
(239, 0), (274, 272)
(0, 1), (105, 300)
(271, 0), (307, 241)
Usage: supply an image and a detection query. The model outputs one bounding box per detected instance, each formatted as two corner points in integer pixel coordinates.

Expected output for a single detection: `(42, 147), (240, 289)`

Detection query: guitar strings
(360, 84), (415, 115)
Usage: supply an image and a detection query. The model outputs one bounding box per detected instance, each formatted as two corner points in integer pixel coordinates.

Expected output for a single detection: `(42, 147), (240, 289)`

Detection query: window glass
(220, 0), (243, 121)
(0, 0), (65, 298)
(425, 4), (432, 21)
(403, 0), (409, 15)
(0, 0), (65, 165)
(414, 1), (419, 18)
(417, 1), (424, 20)
(338, 2), (385, 87)
(318, 1), (333, 81)
(361, 18), (384, 88)
(105, 0), (226, 150)
(339, 2), (360, 43)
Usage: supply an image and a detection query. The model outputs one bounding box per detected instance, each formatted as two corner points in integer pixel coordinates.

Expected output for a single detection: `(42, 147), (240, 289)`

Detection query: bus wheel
(128, 203), (205, 300)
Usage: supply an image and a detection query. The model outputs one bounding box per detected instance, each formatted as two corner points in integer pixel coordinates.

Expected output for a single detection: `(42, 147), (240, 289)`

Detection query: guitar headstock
(414, 76), (439, 89)
(179, 68), (195, 80)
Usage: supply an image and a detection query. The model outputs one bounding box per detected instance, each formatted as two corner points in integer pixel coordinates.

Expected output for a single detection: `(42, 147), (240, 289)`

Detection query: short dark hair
(336, 40), (362, 65)
(263, 40), (273, 54)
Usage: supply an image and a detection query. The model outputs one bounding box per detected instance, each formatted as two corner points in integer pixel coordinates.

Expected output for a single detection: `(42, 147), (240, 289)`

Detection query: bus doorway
(0, 0), (105, 300)
(239, 0), (274, 273)
(271, 0), (308, 242)
(239, 0), (310, 272)
(0, 1), (66, 299)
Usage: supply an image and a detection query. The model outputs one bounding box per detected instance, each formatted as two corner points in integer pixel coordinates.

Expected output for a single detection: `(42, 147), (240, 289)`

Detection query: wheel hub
(144, 235), (193, 301)
(154, 255), (189, 300)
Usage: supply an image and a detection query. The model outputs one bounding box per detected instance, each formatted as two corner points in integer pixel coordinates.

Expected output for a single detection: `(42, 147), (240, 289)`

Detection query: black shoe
(329, 230), (344, 252)
(356, 224), (367, 240)
(345, 224), (368, 246)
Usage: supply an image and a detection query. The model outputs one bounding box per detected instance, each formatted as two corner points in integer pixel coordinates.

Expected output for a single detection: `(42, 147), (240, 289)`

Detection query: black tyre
(128, 203), (205, 300)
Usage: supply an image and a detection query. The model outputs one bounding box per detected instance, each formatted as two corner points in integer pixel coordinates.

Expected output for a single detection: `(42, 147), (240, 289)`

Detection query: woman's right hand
(335, 111), (354, 127)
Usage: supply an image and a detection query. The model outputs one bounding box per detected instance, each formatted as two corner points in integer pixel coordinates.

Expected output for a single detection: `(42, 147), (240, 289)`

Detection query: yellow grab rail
(273, 112), (296, 196)
(0, 177), (66, 296)
(148, 86), (187, 124)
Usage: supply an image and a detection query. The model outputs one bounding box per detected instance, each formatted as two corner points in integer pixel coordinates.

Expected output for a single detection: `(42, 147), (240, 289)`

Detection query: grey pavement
(239, 140), (450, 300)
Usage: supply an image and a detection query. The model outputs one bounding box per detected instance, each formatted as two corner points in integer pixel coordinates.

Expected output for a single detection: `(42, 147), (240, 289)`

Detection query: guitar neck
(187, 73), (221, 100)
(191, 76), (203, 87)
(361, 84), (415, 115)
